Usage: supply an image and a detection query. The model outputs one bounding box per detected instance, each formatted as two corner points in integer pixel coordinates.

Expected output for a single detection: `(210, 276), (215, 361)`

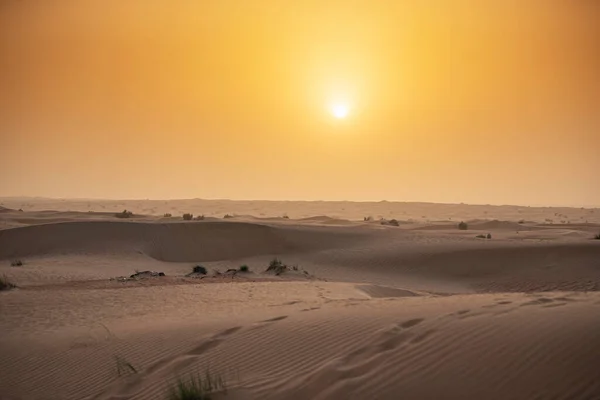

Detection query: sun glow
(331, 104), (349, 119)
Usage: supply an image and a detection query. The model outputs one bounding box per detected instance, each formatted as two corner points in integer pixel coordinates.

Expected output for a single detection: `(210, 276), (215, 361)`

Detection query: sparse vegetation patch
(183, 213), (194, 221)
(168, 370), (226, 400)
(115, 210), (134, 219)
(264, 258), (307, 277)
(129, 270), (165, 279)
(10, 259), (23, 267)
(193, 265), (207, 275)
(0, 275), (16, 291)
(458, 221), (468, 230)
(594, 233), (600, 240)
(265, 258), (287, 275)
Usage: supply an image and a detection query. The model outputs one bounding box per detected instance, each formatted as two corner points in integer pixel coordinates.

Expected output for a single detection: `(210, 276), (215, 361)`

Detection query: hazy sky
(1, 1), (599, 206)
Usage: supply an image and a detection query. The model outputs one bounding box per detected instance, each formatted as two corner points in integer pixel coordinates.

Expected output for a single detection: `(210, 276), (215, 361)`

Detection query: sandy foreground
(1, 198), (599, 400)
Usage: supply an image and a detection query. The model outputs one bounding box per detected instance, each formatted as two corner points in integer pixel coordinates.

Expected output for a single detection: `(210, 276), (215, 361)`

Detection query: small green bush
(183, 213), (193, 221)
(239, 265), (249, 272)
(458, 221), (468, 230)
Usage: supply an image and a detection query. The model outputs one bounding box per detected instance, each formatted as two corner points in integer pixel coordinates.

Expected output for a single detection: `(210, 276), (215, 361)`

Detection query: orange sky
(1, 1), (598, 206)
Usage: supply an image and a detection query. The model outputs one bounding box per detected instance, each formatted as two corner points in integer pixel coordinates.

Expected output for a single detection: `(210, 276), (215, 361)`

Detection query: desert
(1, 198), (599, 400)
(2, 2), (599, 399)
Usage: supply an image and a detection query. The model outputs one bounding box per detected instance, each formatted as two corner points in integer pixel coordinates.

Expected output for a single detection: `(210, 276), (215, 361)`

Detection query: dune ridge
(0, 220), (371, 262)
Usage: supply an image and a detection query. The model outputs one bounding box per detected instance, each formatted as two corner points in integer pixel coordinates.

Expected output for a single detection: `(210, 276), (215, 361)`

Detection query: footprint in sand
(399, 318), (424, 329)
(301, 307), (321, 312)
(188, 326), (242, 355)
(410, 329), (437, 344)
(261, 315), (288, 323)
(520, 298), (554, 307)
(268, 301), (300, 307)
(247, 315), (290, 332)
(99, 326), (243, 399)
(542, 303), (568, 308)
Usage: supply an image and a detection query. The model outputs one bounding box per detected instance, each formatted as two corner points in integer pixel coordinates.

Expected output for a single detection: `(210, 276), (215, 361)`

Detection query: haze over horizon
(2, 1), (599, 207)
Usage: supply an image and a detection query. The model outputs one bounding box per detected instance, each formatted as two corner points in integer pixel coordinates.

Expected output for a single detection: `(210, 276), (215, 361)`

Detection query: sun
(331, 103), (349, 119)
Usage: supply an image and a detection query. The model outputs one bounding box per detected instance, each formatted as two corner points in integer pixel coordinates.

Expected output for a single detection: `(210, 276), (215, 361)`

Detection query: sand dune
(1, 284), (598, 400)
(1, 199), (599, 399)
(0, 220), (371, 263)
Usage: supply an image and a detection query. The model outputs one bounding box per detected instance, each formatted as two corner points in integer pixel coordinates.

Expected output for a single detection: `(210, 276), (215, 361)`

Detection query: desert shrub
(169, 370), (226, 400)
(594, 233), (600, 240)
(475, 234), (487, 239)
(115, 210), (133, 219)
(266, 258), (287, 275)
(388, 219), (400, 226)
(182, 213), (193, 221)
(282, 214), (289, 219)
(364, 216), (373, 222)
(194, 215), (205, 220)
(10, 259), (23, 267)
(487, 233), (492, 239)
(164, 213), (172, 217)
(518, 219), (525, 224)
(193, 265), (207, 275)
(458, 221), (468, 230)
(0, 275), (16, 291)
(239, 265), (249, 272)
(223, 214), (234, 219)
